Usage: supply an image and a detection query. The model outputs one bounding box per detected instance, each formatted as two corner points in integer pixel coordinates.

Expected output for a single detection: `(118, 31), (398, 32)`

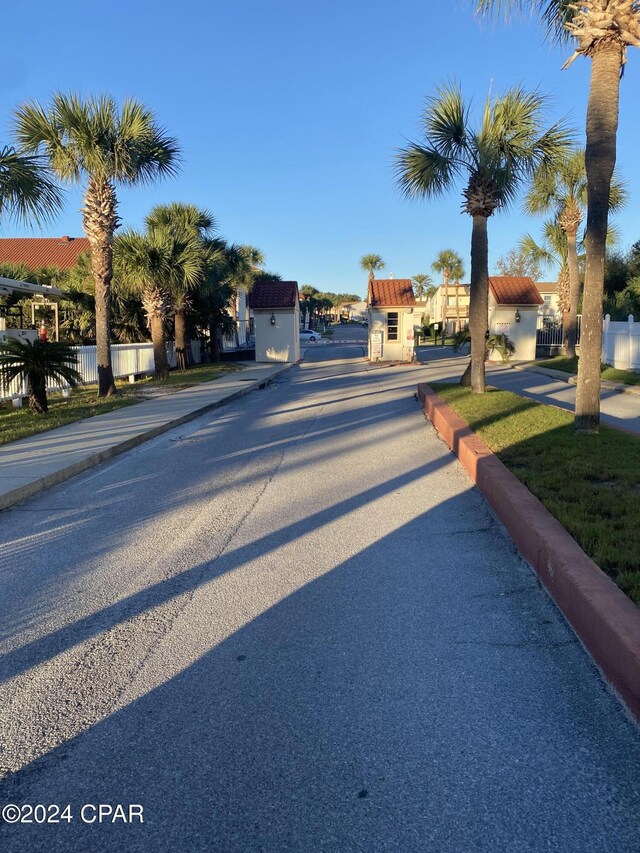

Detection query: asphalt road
(1, 341), (639, 852)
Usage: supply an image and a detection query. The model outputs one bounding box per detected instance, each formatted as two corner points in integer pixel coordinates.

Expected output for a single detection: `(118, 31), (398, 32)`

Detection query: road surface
(1, 340), (639, 852)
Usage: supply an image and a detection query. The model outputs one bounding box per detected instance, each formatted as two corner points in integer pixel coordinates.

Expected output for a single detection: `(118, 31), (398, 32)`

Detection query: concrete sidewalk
(0, 361), (294, 511)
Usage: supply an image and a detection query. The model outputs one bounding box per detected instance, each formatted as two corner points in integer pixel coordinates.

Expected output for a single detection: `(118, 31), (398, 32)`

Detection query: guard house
(250, 280), (301, 364)
(367, 279), (416, 362)
(488, 276), (543, 362)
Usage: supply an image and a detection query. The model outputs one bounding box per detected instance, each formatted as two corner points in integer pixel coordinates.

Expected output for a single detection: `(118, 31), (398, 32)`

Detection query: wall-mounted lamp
(270, 312), (276, 326)
(514, 310), (521, 323)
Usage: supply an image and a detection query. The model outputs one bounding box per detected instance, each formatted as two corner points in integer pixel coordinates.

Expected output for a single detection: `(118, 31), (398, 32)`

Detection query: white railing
(1, 340), (202, 402)
(602, 315), (640, 371)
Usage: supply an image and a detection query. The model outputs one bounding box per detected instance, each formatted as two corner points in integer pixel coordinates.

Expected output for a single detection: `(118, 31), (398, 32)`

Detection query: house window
(543, 295), (552, 305)
(387, 312), (399, 341)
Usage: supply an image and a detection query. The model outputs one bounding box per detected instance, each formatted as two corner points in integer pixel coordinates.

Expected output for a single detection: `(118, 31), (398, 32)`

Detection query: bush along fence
(1, 340), (202, 403)
(602, 315), (640, 372)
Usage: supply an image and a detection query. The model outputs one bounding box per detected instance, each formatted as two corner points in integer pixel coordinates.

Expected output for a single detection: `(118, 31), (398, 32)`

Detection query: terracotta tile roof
(249, 280), (298, 309)
(535, 281), (558, 294)
(367, 279), (416, 308)
(0, 237), (90, 270)
(488, 276), (543, 306)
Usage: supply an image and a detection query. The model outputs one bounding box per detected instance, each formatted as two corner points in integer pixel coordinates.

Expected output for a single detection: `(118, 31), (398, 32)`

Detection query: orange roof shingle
(489, 276), (543, 306)
(535, 281), (558, 294)
(0, 237), (90, 270)
(367, 279), (415, 308)
(249, 280), (299, 309)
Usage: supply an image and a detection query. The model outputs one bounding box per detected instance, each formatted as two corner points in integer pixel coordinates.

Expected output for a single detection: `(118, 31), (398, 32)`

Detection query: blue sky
(3, 1), (639, 297)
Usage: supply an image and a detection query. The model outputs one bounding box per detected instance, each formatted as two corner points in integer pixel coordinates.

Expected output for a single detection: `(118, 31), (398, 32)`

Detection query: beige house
(250, 280), (301, 364)
(536, 282), (561, 317)
(488, 276), (543, 362)
(367, 279), (416, 362)
(425, 283), (470, 335)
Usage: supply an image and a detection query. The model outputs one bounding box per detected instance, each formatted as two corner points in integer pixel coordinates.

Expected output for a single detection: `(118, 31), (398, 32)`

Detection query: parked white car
(299, 329), (322, 343)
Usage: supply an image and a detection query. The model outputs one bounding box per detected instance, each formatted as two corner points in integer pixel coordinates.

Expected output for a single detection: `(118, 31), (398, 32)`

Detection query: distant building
(536, 282), (560, 317)
(425, 283), (470, 335)
(488, 276), (543, 362)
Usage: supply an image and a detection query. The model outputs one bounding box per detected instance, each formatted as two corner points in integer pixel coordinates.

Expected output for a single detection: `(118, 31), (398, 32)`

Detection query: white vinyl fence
(602, 315), (640, 371)
(1, 340), (201, 402)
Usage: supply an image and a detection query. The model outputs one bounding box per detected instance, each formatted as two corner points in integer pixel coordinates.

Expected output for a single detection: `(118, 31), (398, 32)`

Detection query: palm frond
(396, 143), (460, 199)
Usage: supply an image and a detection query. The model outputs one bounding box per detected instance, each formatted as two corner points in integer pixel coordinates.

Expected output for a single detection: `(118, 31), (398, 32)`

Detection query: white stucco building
(250, 280), (301, 364)
(367, 279), (416, 362)
(488, 276), (543, 362)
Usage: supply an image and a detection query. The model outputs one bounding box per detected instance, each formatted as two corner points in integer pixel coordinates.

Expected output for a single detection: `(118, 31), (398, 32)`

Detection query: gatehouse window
(387, 312), (399, 341)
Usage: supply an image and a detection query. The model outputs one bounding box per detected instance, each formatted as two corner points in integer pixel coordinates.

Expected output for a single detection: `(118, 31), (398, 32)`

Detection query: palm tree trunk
(565, 225), (581, 359)
(174, 307), (191, 370)
(468, 214), (489, 394)
(83, 178), (118, 397)
(575, 43), (623, 433)
(27, 371), (48, 414)
(150, 313), (169, 380)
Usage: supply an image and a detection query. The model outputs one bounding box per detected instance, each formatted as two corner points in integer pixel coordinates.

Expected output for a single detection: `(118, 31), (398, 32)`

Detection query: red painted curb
(417, 382), (640, 722)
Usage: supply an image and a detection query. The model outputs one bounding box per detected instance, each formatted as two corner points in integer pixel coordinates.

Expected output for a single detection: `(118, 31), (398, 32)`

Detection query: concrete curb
(417, 381), (640, 723)
(0, 364), (294, 512)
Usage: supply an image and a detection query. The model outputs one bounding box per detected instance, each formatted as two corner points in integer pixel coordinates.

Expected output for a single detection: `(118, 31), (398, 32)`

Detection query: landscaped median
(417, 381), (640, 722)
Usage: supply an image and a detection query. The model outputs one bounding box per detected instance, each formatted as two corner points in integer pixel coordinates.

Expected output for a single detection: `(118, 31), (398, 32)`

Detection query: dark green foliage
(0, 338), (82, 414)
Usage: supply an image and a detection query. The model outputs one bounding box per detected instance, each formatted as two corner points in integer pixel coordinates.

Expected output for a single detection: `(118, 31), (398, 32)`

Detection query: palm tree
(145, 203), (214, 367)
(14, 94), (180, 397)
(521, 220), (573, 343)
(360, 254), (385, 281)
(432, 250), (465, 336)
(525, 149), (626, 357)
(115, 226), (205, 380)
(397, 83), (571, 391)
(0, 146), (61, 225)
(0, 338), (81, 414)
(411, 273), (433, 301)
(475, 2), (640, 428)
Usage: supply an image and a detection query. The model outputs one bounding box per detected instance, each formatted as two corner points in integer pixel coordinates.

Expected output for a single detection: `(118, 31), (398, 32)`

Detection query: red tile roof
(535, 281), (558, 294)
(0, 237), (90, 270)
(249, 280), (299, 309)
(367, 279), (416, 308)
(488, 276), (543, 306)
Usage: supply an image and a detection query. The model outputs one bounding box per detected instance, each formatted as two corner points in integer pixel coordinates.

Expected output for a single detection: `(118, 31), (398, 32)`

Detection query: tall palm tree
(411, 273), (433, 300)
(0, 339), (81, 414)
(475, 2), (640, 428)
(360, 253), (385, 282)
(525, 148), (626, 357)
(397, 83), (571, 391)
(0, 146), (61, 225)
(14, 94), (180, 396)
(145, 203), (214, 367)
(432, 250), (465, 336)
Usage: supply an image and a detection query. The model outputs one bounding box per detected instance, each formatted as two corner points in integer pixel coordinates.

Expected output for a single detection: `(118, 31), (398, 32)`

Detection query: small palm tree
(397, 83), (571, 391)
(114, 228), (204, 380)
(432, 250), (465, 335)
(452, 328), (515, 364)
(525, 149), (626, 357)
(360, 254), (385, 281)
(411, 273), (433, 300)
(15, 94), (180, 397)
(475, 1), (640, 429)
(145, 203), (214, 368)
(0, 339), (82, 414)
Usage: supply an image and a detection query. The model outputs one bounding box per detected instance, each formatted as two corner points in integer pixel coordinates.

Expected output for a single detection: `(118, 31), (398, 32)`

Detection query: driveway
(1, 345), (639, 852)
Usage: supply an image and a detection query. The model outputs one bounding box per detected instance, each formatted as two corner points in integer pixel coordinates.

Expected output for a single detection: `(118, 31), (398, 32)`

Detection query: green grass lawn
(432, 383), (640, 607)
(538, 355), (640, 386)
(0, 362), (240, 447)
